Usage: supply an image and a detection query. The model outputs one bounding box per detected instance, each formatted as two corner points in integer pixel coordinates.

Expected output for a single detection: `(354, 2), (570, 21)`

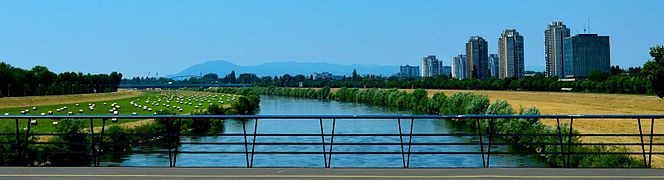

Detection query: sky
(1, 0), (662, 77)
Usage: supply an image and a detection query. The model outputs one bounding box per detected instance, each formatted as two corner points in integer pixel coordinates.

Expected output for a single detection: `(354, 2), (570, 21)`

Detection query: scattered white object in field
(52, 122), (59, 125)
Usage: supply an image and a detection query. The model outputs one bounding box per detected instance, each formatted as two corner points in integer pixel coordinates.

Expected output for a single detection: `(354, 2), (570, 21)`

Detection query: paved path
(0, 167), (663, 179)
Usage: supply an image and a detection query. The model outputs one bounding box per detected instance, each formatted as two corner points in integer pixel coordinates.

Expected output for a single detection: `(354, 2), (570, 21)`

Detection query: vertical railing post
(97, 118), (107, 167)
(319, 118), (328, 168)
(638, 118), (648, 167)
(14, 118), (21, 163)
(566, 118), (574, 168)
(556, 118), (567, 167)
(166, 118), (173, 167)
(242, 119), (250, 168)
(406, 118), (414, 168)
(89, 118), (96, 166)
(327, 118), (336, 168)
(397, 118), (406, 168)
(648, 118), (655, 168)
(24, 118), (31, 165)
(475, 118), (486, 168)
(487, 118), (495, 168)
(249, 119), (258, 167)
(173, 118), (181, 167)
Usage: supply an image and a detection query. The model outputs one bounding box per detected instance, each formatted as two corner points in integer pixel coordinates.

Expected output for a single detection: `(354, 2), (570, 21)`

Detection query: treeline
(243, 87), (641, 168)
(0, 62), (123, 97)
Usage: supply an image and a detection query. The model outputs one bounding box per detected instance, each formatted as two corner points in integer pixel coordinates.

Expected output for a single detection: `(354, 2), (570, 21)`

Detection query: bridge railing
(0, 114), (662, 168)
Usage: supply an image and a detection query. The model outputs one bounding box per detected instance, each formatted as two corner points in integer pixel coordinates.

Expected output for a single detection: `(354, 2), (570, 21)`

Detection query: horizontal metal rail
(0, 114), (661, 168)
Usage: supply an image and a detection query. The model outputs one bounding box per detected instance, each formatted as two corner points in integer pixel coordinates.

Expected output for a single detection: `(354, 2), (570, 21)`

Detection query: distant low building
(399, 65), (420, 78)
(441, 66), (452, 77)
(312, 72), (334, 81)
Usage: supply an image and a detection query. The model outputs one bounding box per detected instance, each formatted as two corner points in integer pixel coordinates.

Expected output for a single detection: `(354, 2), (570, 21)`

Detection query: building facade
(488, 54), (499, 78)
(399, 65), (420, 78)
(563, 34), (610, 78)
(441, 66), (452, 78)
(498, 29), (525, 79)
(466, 36), (490, 79)
(545, 21), (571, 78)
(452, 54), (467, 80)
(421, 55), (442, 77)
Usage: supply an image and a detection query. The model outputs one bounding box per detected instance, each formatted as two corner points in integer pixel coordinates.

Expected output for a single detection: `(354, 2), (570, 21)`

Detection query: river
(102, 95), (547, 167)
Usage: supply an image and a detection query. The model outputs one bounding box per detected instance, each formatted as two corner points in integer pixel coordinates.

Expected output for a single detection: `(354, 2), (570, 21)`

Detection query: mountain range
(169, 60), (400, 77)
(169, 60), (546, 78)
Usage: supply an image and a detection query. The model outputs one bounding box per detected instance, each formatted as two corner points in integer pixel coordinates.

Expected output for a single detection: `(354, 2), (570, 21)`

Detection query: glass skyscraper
(563, 34), (610, 78)
(498, 29), (525, 79)
(466, 36), (490, 79)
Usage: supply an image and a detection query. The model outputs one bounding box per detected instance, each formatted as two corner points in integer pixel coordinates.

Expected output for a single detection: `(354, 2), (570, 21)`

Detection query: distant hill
(169, 60), (400, 77)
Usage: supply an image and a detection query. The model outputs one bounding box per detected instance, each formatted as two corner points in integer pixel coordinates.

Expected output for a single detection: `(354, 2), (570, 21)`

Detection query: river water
(103, 95), (547, 167)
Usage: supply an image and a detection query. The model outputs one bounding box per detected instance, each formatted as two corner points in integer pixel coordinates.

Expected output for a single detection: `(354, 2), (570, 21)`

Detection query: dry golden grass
(332, 88), (664, 167)
(0, 90), (143, 109)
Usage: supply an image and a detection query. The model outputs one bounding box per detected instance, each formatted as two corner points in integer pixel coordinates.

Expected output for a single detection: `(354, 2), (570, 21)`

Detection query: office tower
(452, 54), (467, 80)
(421, 55), (442, 77)
(466, 36), (490, 79)
(399, 65), (420, 78)
(545, 21), (571, 78)
(563, 34), (610, 78)
(488, 54), (499, 78)
(498, 29), (525, 79)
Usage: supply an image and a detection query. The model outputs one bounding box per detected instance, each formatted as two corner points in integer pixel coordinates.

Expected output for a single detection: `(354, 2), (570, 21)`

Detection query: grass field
(0, 90), (238, 133)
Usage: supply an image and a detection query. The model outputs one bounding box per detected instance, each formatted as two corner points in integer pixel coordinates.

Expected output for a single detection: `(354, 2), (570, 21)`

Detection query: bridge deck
(0, 167), (663, 179)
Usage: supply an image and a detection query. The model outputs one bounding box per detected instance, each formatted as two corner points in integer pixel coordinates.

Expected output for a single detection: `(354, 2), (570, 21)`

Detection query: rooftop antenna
(588, 18), (591, 33)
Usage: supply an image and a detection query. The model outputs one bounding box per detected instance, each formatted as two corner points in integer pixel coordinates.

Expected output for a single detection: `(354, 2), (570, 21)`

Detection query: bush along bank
(240, 87), (642, 168)
(0, 91), (260, 166)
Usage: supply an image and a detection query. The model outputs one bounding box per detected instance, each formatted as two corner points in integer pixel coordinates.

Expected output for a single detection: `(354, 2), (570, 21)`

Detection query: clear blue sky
(1, 0), (662, 77)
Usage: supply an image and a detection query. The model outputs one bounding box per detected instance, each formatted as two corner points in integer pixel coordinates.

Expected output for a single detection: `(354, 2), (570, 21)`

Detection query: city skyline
(1, 0), (662, 77)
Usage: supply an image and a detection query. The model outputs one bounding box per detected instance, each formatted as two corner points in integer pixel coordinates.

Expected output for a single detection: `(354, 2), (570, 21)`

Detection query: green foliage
(0, 62), (122, 97)
(643, 45), (664, 98)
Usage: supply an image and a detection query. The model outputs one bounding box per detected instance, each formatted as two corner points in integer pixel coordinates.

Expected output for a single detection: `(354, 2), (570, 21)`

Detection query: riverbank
(245, 87), (644, 168)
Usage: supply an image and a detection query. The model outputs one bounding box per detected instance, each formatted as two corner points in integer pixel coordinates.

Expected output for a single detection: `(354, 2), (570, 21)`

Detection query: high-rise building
(488, 54), (499, 78)
(563, 34), (610, 78)
(399, 65), (420, 78)
(421, 55), (442, 77)
(452, 54), (467, 80)
(545, 21), (571, 78)
(466, 36), (490, 79)
(498, 29), (525, 79)
(441, 66), (452, 78)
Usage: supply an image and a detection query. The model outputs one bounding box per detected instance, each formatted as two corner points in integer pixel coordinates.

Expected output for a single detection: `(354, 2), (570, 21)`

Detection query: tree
(202, 73), (219, 81)
(351, 69), (359, 81)
(643, 45), (664, 98)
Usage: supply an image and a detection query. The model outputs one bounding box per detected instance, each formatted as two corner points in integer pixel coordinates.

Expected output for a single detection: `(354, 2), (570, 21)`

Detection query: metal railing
(1, 114), (662, 168)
